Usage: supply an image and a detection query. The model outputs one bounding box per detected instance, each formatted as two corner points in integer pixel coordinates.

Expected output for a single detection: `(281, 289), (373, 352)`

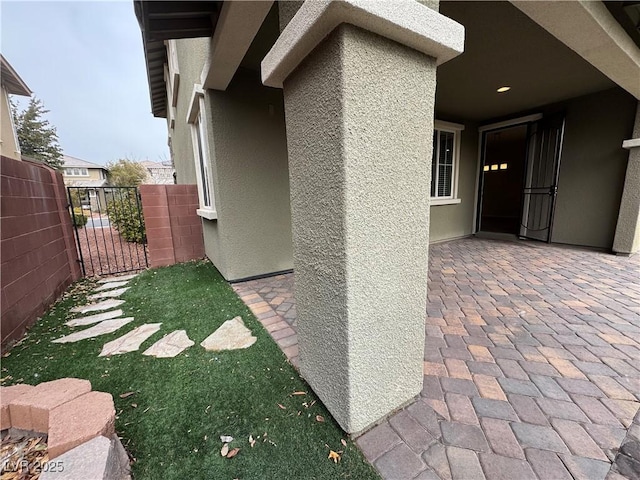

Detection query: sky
(2, 1), (169, 166)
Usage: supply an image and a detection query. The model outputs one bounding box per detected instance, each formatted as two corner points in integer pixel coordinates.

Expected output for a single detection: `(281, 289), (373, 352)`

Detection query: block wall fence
(139, 184), (205, 268)
(1, 155), (82, 350)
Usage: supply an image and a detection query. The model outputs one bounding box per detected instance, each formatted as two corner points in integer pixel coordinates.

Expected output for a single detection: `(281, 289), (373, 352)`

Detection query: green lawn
(1, 261), (379, 480)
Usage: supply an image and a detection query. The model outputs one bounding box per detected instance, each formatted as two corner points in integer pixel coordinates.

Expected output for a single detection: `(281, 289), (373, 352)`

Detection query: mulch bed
(74, 226), (148, 277)
(0, 435), (48, 480)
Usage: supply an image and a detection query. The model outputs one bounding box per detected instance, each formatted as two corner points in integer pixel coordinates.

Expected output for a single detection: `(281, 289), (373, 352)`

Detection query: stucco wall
(613, 102), (640, 255)
(63, 167), (106, 185)
(551, 88), (636, 249)
(0, 87), (20, 161)
(429, 123), (478, 242)
(202, 70), (293, 281)
(172, 37), (210, 185)
(284, 24), (435, 433)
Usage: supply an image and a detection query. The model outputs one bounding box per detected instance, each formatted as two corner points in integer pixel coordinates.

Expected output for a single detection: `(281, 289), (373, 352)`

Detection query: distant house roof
(62, 155), (108, 171)
(0, 55), (31, 96)
(141, 160), (175, 185)
(140, 160), (172, 169)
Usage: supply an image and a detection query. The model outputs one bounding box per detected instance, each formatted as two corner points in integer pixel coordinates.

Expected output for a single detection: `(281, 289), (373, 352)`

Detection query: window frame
(65, 168), (89, 177)
(431, 120), (464, 206)
(187, 84), (217, 220)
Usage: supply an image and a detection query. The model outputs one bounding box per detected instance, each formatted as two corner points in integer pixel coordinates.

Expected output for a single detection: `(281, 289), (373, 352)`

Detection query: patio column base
(262, 0), (464, 433)
(613, 102), (640, 256)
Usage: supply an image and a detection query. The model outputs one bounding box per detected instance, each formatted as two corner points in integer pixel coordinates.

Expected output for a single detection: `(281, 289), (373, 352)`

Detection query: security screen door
(519, 114), (565, 242)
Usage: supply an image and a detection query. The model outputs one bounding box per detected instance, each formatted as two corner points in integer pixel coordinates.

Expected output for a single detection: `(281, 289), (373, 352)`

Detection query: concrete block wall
(139, 184), (204, 268)
(1, 156), (82, 350)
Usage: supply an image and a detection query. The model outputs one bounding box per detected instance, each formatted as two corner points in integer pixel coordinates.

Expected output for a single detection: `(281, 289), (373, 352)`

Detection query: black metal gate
(519, 114), (565, 242)
(67, 186), (149, 277)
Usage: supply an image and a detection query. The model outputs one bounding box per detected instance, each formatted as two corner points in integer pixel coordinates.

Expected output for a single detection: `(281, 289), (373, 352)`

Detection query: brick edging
(1, 378), (120, 460)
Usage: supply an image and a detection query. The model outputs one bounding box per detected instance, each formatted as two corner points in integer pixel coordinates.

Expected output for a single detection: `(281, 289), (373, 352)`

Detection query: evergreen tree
(11, 97), (63, 169)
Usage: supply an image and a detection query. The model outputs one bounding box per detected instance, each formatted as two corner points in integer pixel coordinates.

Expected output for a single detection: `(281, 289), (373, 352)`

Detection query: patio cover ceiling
(134, 1), (222, 118)
(435, 1), (621, 122)
(605, 1), (640, 49)
(136, 1), (637, 123)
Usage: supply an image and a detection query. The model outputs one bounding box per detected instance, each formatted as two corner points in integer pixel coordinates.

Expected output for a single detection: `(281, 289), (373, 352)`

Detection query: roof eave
(1, 55), (32, 96)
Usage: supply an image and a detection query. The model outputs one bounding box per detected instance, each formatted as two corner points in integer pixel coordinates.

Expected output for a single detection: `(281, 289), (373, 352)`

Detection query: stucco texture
(613, 101), (640, 255)
(172, 38), (210, 186)
(283, 24), (435, 433)
(171, 38), (292, 281)
(551, 88), (636, 249)
(202, 70), (293, 281)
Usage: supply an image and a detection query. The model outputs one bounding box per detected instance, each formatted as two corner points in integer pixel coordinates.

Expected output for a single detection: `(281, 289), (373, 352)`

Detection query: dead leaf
(292, 391), (306, 396)
(341, 439), (347, 447)
(220, 435), (234, 443)
(220, 444), (229, 457)
(227, 447), (240, 458)
(131, 403), (138, 408)
(249, 435), (255, 448)
(278, 403), (286, 410)
(328, 450), (341, 463)
(119, 391), (135, 398)
(316, 415), (325, 422)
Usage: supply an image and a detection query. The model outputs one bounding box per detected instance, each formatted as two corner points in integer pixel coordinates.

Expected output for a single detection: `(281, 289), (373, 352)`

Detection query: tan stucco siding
(552, 88), (636, 249)
(0, 86), (21, 160)
(170, 38), (292, 280)
(62, 167), (106, 185)
(203, 71), (293, 281)
(429, 123), (478, 243)
(172, 37), (210, 186)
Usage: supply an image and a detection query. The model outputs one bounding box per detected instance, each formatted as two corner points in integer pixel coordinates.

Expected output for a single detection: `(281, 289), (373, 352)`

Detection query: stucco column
(613, 102), (640, 256)
(262, 1), (464, 433)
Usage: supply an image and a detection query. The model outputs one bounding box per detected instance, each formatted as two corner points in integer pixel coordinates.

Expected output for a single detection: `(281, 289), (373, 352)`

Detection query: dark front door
(519, 114), (565, 242)
(479, 124), (529, 234)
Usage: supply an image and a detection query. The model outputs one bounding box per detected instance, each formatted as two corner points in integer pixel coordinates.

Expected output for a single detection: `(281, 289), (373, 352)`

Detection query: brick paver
(234, 238), (640, 479)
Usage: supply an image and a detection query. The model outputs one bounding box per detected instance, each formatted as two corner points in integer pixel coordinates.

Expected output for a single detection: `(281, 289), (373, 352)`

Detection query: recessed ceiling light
(497, 86), (511, 93)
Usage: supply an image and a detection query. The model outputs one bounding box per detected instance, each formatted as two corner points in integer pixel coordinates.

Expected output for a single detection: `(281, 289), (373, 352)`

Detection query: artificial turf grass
(0, 260), (380, 480)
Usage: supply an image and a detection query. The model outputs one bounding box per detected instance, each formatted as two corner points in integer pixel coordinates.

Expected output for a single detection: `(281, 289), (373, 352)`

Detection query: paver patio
(233, 237), (640, 480)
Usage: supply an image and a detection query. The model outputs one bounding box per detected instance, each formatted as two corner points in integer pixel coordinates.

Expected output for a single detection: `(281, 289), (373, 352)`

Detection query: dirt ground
(74, 225), (148, 277)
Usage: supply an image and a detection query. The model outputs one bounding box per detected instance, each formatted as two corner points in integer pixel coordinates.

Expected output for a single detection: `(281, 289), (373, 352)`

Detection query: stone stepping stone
(52, 318), (134, 344)
(143, 330), (194, 358)
(99, 323), (162, 357)
(70, 299), (125, 314)
(88, 287), (130, 301)
(201, 316), (257, 351)
(95, 281), (129, 292)
(98, 273), (138, 284)
(66, 309), (124, 327)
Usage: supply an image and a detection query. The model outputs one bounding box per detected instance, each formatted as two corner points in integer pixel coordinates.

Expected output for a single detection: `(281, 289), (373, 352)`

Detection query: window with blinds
(431, 129), (456, 199)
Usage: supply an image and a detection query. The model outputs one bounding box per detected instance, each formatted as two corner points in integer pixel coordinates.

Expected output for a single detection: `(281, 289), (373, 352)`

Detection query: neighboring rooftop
(141, 160), (175, 185)
(1, 55), (31, 96)
(62, 155), (108, 171)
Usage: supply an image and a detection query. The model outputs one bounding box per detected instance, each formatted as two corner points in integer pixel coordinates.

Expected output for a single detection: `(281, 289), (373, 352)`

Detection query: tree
(107, 158), (149, 187)
(11, 97), (64, 169)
